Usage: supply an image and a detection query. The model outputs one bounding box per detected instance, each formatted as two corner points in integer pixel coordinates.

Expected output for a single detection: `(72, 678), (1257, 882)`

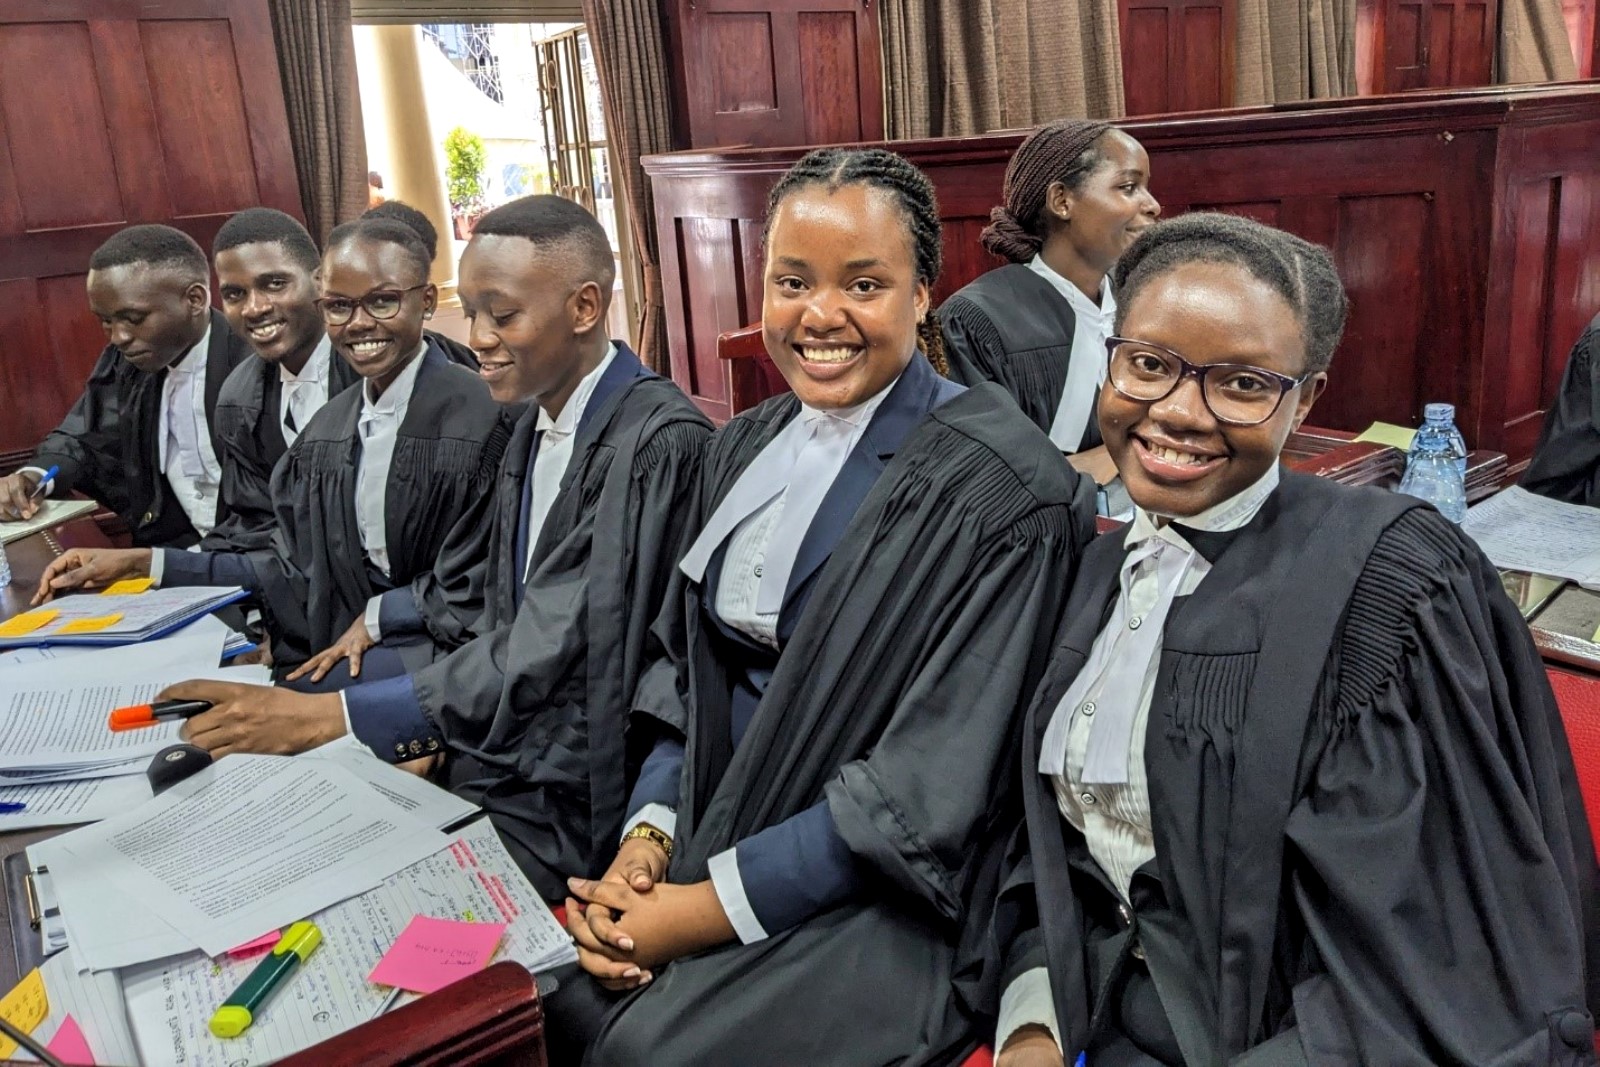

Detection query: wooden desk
(1, 515), (113, 621)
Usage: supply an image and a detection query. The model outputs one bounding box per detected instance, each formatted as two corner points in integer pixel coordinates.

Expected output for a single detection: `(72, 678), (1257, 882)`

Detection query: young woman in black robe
(991, 213), (1599, 1067)
(1523, 311), (1600, 507)
(548, 148), (1096, 1065)
(939, 120), (1159, 479)
(34, 219), (510, 683)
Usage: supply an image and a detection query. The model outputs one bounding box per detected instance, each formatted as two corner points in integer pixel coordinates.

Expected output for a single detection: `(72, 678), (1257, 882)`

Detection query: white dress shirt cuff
(148, 549), (166, 587)
(996, 967), (1063, 1055)
(621, 804), (677, 841)
(18, 466), (52, 495)
(363, 595), (384, 642)
(708, 848), (770, 945)
(337, 693), (366, 752)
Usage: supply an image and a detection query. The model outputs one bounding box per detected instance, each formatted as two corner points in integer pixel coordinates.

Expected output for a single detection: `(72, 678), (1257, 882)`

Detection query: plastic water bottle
(0, 539), (9, 589)
(1399, 404), (1468, 522)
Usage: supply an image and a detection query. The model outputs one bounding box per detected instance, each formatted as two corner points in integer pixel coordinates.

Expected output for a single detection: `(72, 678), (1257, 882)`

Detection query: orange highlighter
(108, 699), (213, 732)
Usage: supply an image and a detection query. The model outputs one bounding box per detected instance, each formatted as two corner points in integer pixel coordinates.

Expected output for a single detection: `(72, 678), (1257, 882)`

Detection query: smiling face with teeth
(761, 184), (930, 411)
(321, 236), (435, 396)
(216, 242), (324, 374)
(1101, 260), (1326, 518)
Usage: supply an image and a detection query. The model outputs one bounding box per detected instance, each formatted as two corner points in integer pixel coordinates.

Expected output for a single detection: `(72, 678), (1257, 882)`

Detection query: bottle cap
(1424, 402), (1455, 422)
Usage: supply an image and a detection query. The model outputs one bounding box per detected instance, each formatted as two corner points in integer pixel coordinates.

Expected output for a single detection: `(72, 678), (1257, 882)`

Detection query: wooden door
(1365, 0), (1497, 91)
(0, 0), (301, 468)
(1120, 0), (1236, 115)
(666, 0), (884, 149)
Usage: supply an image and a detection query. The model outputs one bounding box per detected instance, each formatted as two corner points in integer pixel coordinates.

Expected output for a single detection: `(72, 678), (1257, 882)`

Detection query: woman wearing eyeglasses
(34, 218), (511, 687)
(990, 213), (1598, 1067)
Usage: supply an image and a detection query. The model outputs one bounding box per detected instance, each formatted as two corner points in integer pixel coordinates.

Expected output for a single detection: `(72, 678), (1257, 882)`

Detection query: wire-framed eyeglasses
(1105, 336), (1313, 427)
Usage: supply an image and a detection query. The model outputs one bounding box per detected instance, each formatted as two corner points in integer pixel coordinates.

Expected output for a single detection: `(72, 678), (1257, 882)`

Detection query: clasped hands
(564, 838), (736, 991)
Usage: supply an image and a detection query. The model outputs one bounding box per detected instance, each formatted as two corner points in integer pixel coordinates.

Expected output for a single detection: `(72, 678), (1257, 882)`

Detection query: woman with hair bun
(940, 120), (1159, 467)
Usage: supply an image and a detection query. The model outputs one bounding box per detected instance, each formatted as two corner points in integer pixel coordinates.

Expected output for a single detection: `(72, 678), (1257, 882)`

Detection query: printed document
(1463, 486), (1600, 588)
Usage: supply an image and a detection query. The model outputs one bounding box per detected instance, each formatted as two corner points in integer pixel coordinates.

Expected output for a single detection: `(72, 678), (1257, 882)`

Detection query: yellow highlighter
(209, 921), (322, 1038)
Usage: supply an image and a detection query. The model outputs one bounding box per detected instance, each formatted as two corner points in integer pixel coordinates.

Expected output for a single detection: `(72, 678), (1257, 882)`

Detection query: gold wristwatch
(621, 821), (674, 860)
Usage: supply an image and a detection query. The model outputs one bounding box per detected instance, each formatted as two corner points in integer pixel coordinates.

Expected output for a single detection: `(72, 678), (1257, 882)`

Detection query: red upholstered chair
(1549, 667), (1600, 848)
(276, 961), (546, 1067)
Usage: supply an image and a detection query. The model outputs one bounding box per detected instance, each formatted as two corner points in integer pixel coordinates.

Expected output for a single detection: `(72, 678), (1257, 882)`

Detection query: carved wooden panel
(0, 0), (301, 465)
(666, 0), (882, 150)
(1361, 0), (1497, 93)
(1120, 0), (1235, 115)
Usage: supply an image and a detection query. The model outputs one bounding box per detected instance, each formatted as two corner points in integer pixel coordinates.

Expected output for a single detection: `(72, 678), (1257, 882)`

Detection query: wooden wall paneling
(667, 0), (882, 150)
(1120, 0), (1234, 115)
(0, 0), (302, 462)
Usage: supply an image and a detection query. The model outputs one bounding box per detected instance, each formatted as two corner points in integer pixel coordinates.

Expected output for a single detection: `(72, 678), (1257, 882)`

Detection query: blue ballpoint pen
(0, 803), (27, 814)
(28, 466), (58, 500)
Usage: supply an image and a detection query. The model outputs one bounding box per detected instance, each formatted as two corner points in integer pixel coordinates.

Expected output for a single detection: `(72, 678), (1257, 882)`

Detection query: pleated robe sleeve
(939, 294), (1011, 389)
(31, 346), (129, 510)
(1522, 318), (1600, 507)
(1275, 510), (1598, 1066)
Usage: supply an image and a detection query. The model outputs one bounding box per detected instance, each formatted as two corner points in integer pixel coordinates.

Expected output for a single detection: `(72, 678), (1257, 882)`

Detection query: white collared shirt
(157, 322), (223, 537)
(997, 464), (1282, 1055)
(1028, 255), (1115, 453)
(525, 343), (618, 577)
(713, 377), (896, 648)
(355, 344), (428, 578)
(278, 334), (333, 446)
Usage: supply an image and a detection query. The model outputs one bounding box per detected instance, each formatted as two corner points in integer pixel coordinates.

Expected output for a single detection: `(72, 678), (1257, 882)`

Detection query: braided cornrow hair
(1112, 212), (1348, 373)
(764, 147), (951, 376)
(981, 120), (1114, 264)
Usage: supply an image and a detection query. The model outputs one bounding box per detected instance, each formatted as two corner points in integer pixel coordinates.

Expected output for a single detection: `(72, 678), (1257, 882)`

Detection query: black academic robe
(586, 359), (1097, 1066)
(31, 308), (251, 547)
(427, 327), (481, 371)
(204, 345), (361, 553)
(939, 264), (1101, 448)
(253, 340), (511, 673)
(994, 471), (1600, 1066)
(1523, 314), (1600, 507)
(410, 363), (711, 898)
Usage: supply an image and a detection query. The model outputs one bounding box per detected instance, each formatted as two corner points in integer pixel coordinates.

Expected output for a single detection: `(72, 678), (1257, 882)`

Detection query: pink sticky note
(226, 930), (280, 959)
(46, 1015), (95, 1066)
(367, 915), (506, 995)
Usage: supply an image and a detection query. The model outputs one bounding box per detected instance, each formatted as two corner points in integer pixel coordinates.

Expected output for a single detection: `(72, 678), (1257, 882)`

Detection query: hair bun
(980, 207), (1044, 263)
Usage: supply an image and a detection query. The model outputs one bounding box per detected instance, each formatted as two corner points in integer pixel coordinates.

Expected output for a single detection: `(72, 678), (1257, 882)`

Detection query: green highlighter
(209, 921), (323, 1038)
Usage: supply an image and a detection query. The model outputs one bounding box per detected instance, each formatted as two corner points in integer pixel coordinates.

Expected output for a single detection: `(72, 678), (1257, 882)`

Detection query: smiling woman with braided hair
(940, 120), (1160, 471)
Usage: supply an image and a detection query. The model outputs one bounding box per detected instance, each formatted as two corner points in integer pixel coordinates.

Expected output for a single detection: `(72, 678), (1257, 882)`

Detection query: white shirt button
(1129, 617), (1143, 630)
(1081, 701), (1096, 717)
(1080, 791), (1096, 806)
(753, 564), (763, 578)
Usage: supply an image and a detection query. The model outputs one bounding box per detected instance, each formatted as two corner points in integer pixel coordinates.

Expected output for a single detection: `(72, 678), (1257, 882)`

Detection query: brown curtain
(1235, 0), (1356, 106)
(1498, 0), (1579, 82)
(582, 0), (674, 370)
(882, 0), (1124, 139)
(268, 0), (369, 244)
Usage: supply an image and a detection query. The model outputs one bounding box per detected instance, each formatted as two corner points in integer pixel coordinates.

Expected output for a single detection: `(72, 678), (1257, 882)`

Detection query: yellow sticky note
(0, 610), (60, 638)
(55, 613), (123, 635)
(0, 967), (49, 1057)
(1353, 422), (1417, 450)
(101, 577), (154, 596)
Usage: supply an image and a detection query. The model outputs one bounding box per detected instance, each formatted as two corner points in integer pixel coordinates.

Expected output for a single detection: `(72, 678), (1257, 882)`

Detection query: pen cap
(274, 921), (322, 961)
(109, 706), (158, 731)
(209, 1005), (253, 1039)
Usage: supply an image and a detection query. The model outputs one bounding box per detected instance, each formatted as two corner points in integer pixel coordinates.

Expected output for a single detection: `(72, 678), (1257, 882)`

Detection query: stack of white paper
(11, 948), (137, 1065)
(34, 754), (450, 971)
(1463, 486), (1600, 588)
(123, 818), (575, 1067)
(0, 613), (235, 677)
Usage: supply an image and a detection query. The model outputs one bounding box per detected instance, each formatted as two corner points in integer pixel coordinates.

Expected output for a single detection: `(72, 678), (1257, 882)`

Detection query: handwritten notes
(46, 1015), (95, 1065)
(368, 915), (506, 994)
(0, 967), (48, 1057)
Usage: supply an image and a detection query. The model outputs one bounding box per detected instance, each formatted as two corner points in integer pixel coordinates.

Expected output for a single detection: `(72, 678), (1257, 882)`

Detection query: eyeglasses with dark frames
(315, 283), (430, 326)
(1104, 336), (1313, 427)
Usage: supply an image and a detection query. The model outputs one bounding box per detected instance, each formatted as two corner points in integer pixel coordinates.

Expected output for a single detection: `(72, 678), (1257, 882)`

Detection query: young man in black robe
(991, 213), (1598, 1067)
(205, 208), (359, 552)
(939, 120), (1159, 484)
(1523, 311), (1600, 507)
(0, 225), (251, 546)
(552, 149), (1095, 1066)
(140, 195), (711, 898)
(35, 219), (509, 683)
